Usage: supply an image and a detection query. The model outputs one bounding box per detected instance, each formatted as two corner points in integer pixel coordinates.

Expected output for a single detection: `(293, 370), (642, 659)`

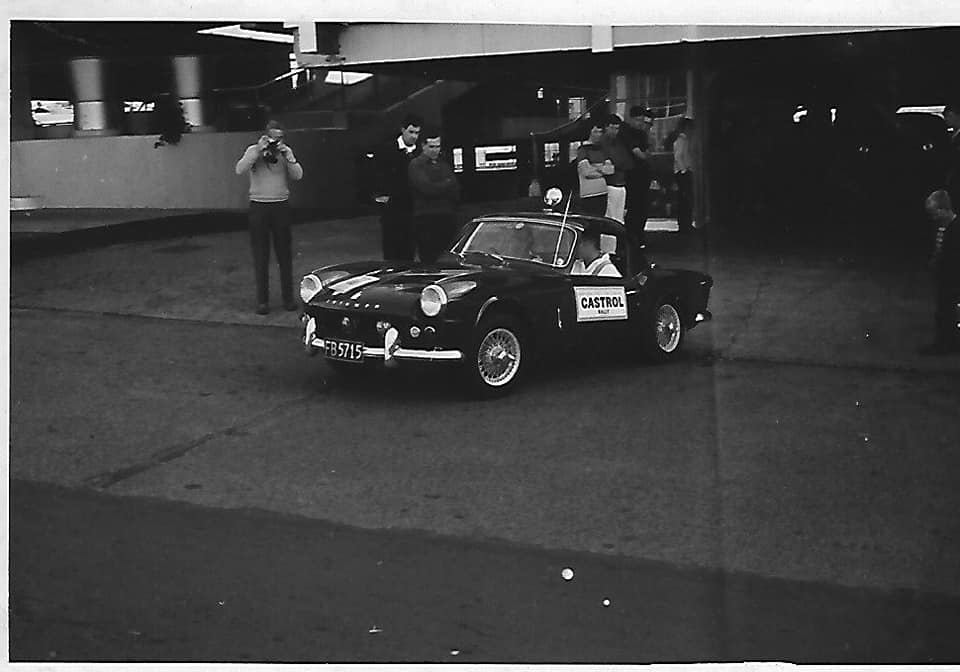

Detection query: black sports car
(299, 204), (712, 396)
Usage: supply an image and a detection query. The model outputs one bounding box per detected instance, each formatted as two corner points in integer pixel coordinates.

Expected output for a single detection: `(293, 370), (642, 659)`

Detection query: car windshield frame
(453, 217), (579, 270)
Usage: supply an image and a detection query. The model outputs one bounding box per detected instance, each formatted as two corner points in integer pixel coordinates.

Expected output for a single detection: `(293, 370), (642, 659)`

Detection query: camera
(263, 138), (281, 164)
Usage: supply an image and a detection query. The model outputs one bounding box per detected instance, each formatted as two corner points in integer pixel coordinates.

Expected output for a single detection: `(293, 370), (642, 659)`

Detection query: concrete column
(11, 66), (35, 141)
(686, 48), (712, 231)
(172, 54), (213, 131)
(69, 57), (119, 136)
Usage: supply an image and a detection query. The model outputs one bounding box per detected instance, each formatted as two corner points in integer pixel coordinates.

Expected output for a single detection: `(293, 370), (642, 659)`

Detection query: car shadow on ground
(319, 345), (717, 404)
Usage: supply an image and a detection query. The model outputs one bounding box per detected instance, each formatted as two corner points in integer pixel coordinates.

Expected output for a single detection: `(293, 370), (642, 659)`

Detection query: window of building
(325, 71), (373, 86)
(31, 100), (73, 126)
(568, 141), (583, 163)
(568, 97), (585, 120)
(543, 142), (561, 168)
(613, 72), (688, 121)
(452, 147), (464, 173)
(475, 145), (518, 172)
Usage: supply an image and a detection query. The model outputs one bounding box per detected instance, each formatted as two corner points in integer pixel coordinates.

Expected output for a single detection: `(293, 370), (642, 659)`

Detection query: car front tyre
(463, 315), (526, 397)
(641, 299), (685, 362)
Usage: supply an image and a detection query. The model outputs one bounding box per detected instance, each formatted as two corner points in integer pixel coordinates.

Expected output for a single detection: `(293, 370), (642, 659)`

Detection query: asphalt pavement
(9, 207), (960, 662)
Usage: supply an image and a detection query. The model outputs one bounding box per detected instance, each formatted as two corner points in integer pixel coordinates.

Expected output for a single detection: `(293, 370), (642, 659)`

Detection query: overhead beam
(296, 23), (916, 68)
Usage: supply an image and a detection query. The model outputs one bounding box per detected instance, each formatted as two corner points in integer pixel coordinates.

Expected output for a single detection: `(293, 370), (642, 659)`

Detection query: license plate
(324, 339), (365, 362)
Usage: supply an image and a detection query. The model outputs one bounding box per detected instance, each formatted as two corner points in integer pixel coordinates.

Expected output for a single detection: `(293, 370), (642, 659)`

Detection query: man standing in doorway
(919, 190), (960, 355)
(620, 106), (655, 245)
(372, 115), (422, 261)
(235, 120), (303, 315)
(408, 129), (460, 264)
(599, 113), (633, 224)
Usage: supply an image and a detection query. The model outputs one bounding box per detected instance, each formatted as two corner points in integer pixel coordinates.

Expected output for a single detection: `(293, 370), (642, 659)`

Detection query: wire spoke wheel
(476, 327), (522, 387)
(655, 304), (682, 353)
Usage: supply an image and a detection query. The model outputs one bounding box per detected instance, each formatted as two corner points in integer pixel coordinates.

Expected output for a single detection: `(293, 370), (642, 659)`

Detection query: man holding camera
(235, 120), (303, 315)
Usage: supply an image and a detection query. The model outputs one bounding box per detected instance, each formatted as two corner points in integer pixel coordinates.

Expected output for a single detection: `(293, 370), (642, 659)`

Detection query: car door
(567, 272), (633, 349)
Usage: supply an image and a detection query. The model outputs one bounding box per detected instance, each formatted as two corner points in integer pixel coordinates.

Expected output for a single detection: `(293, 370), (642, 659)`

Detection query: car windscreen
(456, 219), (577, 268)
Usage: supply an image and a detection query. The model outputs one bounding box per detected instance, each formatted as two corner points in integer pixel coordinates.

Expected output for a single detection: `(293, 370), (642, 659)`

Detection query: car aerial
(298, 192), (713, 396)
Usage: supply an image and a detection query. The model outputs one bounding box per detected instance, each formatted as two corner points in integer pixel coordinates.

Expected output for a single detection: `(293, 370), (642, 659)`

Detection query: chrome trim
(309, 337), (462, 362)
(475, 296), (500, 326)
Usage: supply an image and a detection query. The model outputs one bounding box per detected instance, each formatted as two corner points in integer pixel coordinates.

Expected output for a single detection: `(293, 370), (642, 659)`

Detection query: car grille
(314, 306), (392, 343)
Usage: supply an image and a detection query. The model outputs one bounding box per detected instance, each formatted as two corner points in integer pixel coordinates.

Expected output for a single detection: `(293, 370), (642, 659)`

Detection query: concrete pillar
(686, 48), (713, 231)
(69, 57), (119, 136)
(172, 54), (214, 131)
(11, 31), (35, 141)
(11, 66), (34, 141)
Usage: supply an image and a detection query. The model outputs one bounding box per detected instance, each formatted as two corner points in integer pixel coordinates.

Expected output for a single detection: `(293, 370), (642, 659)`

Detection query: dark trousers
(380, 201), (415, 262)
(248, 200), (293, 306)
(675, 171), (694, 233)
(625, 175), (651, 244)
(414, 213), (456, 265)
(934, 283), (960, 347)
(577, 194), (608, 218)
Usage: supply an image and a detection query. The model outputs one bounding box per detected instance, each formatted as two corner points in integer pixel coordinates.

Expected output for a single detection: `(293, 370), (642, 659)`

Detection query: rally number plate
(324, 339), (365, 362)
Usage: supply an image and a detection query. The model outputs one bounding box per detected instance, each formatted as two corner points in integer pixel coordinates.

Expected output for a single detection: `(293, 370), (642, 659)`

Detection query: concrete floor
(9, 212), (960, 661)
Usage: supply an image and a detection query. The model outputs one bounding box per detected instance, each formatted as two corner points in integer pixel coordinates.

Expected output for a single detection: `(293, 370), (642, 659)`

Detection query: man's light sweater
(235, 145), (303, 202)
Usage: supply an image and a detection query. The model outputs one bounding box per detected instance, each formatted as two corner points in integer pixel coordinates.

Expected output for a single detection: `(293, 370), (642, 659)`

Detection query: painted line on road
(81, 389), (326, 491)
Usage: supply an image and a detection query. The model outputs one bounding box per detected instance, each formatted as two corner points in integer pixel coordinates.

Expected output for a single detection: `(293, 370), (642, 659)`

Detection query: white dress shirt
(397, 135), (416, 154)
(571, 252), (621, 277)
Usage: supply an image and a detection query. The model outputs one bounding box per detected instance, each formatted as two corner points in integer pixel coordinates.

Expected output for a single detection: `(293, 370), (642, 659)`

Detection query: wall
(10, 129), (357, 211)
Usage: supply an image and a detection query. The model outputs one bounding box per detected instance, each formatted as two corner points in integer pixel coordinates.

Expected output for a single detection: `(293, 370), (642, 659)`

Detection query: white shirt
(571, 252), (621, 277)
(397, 135), (416, 154)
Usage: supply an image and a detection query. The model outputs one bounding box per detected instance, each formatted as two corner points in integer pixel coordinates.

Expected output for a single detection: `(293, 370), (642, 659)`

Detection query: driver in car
(571, 225), (621, 277)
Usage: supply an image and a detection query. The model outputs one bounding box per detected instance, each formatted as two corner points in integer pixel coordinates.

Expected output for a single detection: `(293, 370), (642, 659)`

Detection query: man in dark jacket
(920, 189), (960, 355)
(372, 115), (422, 261)
(619, 106), (655, 245)
(408, 129), (460, 264)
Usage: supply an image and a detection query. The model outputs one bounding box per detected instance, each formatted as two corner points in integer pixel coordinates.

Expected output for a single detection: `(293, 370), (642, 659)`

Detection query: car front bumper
(301, 315), (464, 363)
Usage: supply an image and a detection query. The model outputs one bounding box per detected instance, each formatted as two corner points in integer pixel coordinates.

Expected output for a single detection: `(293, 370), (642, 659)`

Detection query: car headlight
(300, 274), (322, 303)
(420, 284), (448, 317)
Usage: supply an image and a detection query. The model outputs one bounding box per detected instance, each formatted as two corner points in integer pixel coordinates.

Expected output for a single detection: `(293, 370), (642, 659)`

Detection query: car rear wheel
(464, 315), (526, 397)
(641, 299), (684, 362)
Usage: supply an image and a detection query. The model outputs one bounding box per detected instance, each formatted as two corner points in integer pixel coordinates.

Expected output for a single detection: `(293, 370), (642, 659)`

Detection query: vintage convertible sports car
(299, 198), (712, 395)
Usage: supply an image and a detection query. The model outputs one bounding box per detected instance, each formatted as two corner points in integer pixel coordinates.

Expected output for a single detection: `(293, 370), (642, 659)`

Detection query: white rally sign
(574, 286), (629, 322)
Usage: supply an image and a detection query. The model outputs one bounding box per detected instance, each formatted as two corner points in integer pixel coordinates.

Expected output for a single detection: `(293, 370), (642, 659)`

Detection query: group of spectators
(574, 108), (695, 243)
(370, 116), (460, 266)
(231, 112), (698, 313)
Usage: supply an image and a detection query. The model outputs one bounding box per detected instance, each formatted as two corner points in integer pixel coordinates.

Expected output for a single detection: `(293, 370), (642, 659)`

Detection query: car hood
(310, 257), (551, 314)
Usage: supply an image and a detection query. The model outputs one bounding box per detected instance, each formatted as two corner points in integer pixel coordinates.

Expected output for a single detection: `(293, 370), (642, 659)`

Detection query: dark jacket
(935, 216), (960, 291)
(408, 154), (460, 216)
(373, 137), (420, 208)
(619, 125), (652, 184)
